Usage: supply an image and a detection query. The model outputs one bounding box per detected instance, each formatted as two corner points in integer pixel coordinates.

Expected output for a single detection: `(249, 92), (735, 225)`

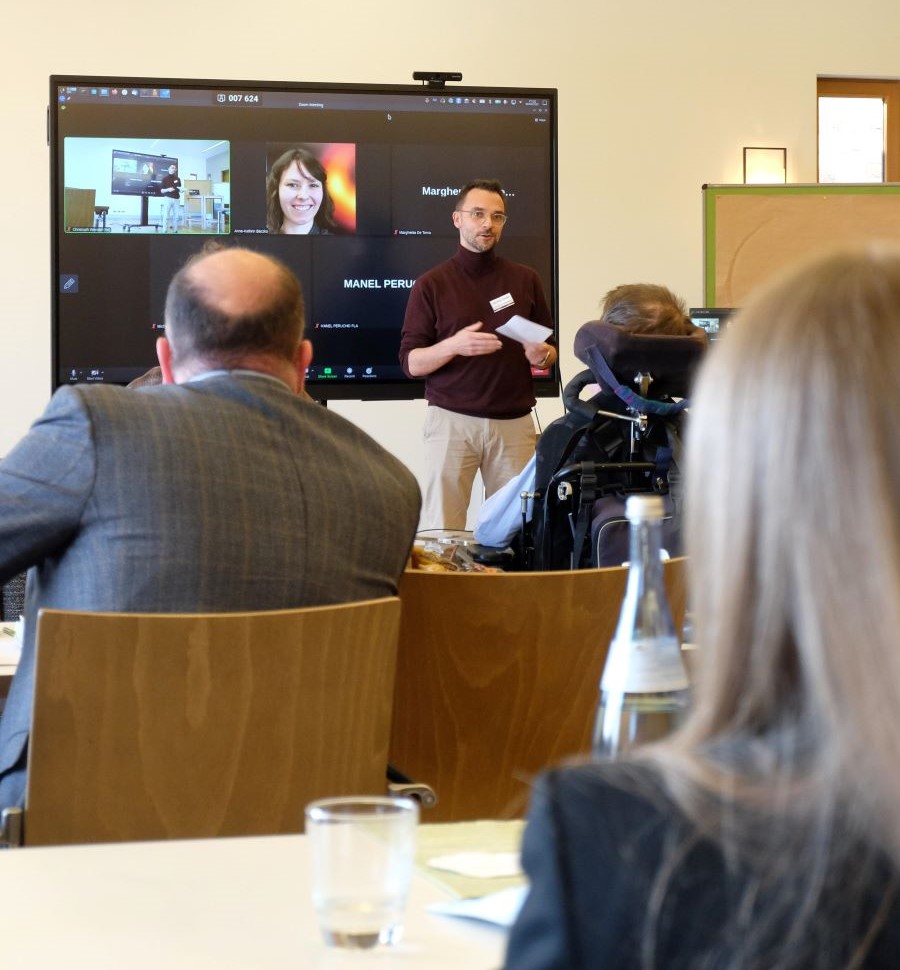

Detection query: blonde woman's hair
(639, 242), (900, 966)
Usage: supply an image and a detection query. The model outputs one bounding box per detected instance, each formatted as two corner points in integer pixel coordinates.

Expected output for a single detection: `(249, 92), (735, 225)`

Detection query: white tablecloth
(0, 831), (509, 969)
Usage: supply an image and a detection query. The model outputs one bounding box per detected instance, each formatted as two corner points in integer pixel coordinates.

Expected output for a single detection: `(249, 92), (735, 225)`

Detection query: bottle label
(600, 636), (689, 694)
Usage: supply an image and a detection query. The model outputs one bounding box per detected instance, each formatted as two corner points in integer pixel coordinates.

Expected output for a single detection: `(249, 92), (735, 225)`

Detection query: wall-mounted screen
(50, 76), (559, 400)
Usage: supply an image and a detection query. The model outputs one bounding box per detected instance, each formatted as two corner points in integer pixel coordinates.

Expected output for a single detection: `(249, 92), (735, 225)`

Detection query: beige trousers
(420, 406), (536, 532)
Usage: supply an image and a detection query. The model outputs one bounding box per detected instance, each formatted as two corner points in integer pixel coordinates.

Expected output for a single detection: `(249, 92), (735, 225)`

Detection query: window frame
(817, 77), (900, 183)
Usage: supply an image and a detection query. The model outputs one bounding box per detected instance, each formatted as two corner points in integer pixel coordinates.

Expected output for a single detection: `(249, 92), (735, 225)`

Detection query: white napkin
(427, 851), (522, 879)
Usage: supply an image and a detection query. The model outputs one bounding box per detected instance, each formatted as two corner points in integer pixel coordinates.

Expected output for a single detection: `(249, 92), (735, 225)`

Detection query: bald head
(162, 247), (306, 380)
(189, 248), (286, 318)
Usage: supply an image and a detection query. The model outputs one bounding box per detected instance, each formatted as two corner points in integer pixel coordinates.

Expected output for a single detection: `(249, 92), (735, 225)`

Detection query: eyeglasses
(457, 208), (508, 226)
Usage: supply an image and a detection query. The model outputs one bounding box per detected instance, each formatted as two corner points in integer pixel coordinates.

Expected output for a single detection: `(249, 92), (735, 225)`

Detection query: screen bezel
(49, 74), (559, 401)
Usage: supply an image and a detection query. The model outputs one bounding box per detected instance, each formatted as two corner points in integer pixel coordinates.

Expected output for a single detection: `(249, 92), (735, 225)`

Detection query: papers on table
(428, 885), (528, 928)
(416, 819), (525, 900)
(417, 820), (528, 928)
(0, 619), (23, 666)
(428, 851), (522, 880)
(496, 315), (553, 345)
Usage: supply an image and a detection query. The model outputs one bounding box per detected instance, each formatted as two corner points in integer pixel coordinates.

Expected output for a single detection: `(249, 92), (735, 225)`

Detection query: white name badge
(490, 293), (514, 313)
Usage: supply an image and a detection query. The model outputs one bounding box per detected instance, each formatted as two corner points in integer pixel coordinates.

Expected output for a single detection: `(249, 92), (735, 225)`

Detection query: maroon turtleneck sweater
(399, 246), (553, 419)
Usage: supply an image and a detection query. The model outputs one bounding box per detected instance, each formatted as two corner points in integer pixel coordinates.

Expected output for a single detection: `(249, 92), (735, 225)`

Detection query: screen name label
(344, 279), (415, 289)
(421, 186), (460, 198)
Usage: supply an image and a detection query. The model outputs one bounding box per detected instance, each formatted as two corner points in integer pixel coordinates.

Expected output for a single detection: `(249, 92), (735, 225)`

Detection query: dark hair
(600, 283), (695, 335)
(455, 178), (506, 210)
(165, 247), (305, 368)
(266, 147), (338, 234)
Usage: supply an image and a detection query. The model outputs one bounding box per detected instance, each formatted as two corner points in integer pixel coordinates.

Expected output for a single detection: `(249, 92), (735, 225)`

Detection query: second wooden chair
(390, 560), (687, 822)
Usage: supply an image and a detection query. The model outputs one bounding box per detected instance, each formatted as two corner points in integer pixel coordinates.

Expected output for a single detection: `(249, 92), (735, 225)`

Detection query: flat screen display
(110, 148), (177, 197)
(688, 308), (735, 343)
(50, 76), (559, 400)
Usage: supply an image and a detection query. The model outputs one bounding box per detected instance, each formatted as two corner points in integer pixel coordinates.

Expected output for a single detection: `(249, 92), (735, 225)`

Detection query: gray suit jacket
(0, 373), (420, 808)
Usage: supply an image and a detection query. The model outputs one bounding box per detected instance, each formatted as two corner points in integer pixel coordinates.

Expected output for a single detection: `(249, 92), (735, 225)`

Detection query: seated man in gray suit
(0, 246), (421, 809)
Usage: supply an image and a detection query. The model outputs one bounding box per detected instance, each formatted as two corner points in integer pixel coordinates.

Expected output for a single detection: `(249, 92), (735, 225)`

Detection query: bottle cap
(625, 494), (664, 521)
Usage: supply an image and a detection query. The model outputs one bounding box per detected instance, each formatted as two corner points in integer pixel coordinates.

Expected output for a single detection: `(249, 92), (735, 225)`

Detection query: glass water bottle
(592, 494), (690, 758)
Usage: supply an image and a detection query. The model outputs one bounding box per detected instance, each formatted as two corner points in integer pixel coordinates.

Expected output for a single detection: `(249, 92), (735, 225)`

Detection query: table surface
(0, 830), (511, 969)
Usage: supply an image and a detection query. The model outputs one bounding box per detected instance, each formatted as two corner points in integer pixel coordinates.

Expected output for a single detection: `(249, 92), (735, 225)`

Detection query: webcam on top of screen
(412, 71), (463, 88)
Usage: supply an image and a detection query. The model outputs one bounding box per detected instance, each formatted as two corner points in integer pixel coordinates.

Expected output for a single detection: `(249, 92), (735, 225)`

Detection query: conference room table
(1, 824), (520, 969)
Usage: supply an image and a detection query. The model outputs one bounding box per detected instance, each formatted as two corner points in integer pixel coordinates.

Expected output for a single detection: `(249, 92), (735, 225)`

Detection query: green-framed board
(703, 183), (900, 306)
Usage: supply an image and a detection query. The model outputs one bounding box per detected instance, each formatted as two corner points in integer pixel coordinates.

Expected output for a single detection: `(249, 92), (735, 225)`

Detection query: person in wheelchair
(474, 284), (707, 568)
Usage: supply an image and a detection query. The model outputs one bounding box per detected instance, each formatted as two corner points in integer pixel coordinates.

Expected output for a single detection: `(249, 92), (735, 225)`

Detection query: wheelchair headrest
(574, 320), (708, 399)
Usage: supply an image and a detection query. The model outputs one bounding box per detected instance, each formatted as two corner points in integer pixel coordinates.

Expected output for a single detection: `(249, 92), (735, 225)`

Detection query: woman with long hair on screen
(504, 243), (900, 969)
(266, 147), (339, 235)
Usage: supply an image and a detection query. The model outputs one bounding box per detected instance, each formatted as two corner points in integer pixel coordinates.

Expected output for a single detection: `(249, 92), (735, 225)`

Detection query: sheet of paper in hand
(495, 315), (553, 344)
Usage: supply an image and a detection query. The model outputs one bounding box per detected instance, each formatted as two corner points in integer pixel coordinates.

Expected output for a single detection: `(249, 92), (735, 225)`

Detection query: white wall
(3, 0), (898, 512)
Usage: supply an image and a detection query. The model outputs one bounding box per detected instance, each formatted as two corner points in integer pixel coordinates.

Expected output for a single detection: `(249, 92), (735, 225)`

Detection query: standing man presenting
(400, 178), (556, 531)
(160, 162), (182, 232)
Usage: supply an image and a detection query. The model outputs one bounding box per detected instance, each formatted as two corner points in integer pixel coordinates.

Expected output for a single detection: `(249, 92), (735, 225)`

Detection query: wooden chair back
(25, 598), (401, 846)
(390, 560), (687, 822)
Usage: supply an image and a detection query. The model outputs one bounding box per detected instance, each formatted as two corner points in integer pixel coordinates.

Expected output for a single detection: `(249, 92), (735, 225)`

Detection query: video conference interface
(52, 79), (558, 398)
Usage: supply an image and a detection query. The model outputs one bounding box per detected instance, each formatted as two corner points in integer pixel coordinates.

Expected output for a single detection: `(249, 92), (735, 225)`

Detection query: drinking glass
(305, 795), (419, 949)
